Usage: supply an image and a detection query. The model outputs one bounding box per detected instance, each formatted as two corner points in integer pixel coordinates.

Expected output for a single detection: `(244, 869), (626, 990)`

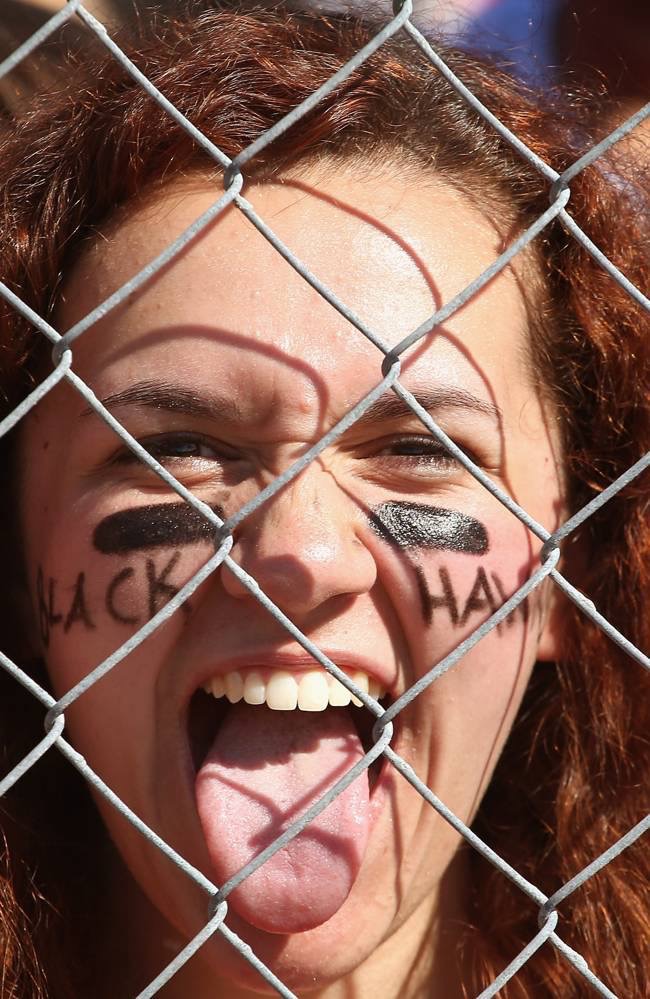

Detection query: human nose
(220, 467), (377, 616)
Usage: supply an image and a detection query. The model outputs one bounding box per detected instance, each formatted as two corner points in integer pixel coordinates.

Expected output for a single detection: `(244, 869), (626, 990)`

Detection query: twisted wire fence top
(0, 2), (647, 997)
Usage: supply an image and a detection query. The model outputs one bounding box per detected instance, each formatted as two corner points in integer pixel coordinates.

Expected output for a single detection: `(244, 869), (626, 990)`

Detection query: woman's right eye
(115, 433), (237, 466)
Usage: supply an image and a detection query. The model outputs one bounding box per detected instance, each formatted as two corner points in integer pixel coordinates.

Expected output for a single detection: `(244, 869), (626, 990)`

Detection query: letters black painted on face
(368, 501), (527, 631)
(415, 564), (528, 631)
(38, 551), (189, 645)
(106, 567), (138, 625)
(105, 551), (189, 623)
(51, 500), (502, 640)
(37, 568), (95, 647)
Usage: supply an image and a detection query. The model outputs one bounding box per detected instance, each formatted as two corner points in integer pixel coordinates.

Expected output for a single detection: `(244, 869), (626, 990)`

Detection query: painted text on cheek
(37, 567), (95, 647)
(105, 551), (187, 623)
(36, 551), (189, 645)
(368, 500), (527, 631)
(415, 564), (528, 631)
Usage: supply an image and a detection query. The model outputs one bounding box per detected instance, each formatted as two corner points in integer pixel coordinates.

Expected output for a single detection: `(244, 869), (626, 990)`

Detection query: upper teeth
(202, 669), (385, 711)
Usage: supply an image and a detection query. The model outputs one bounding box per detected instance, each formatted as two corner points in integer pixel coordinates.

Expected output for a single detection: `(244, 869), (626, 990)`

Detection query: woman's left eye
(375, 436), (465, 467)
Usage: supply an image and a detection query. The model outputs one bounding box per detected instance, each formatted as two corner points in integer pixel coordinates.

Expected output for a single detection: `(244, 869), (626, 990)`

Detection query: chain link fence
(0, 1), (648, 996)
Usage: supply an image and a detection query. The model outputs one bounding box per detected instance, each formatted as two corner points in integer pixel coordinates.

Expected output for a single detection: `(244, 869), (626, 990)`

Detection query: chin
(192, 889), (390, 994)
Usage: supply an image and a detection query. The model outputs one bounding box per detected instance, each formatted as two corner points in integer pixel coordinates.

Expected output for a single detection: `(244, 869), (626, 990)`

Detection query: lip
(181, 650), (400, 796)
(182, 648), (399, 706)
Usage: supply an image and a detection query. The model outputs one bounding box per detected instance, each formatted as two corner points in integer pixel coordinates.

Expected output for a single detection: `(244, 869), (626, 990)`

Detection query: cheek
(372, 502), (539, 661)
(413, 553), (531, 644)
(29, 533), (211, 794)
(31, 530), (210, 696)
(424, 607), (535, 823)
(405, 534), (541, 820)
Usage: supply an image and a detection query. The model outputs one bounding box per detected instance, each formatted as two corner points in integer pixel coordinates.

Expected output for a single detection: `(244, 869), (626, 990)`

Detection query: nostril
(218, 484), (377, 609)
(220, 556), (255, 599)
(222, 551), (337, 606)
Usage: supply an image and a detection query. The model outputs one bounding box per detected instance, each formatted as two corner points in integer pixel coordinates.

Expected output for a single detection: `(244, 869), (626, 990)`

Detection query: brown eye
(148, 437), (215, 460)
(144, 434), (241, 463)
(113, 433), (236, 466)
(380, 437), (459, 464)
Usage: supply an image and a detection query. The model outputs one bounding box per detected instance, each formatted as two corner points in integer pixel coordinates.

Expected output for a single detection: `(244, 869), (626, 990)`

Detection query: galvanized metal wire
(0, 1), (647, 996)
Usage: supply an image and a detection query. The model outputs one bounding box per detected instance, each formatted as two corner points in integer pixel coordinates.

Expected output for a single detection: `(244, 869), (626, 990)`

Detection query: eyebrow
(350, 386), (501, 429)
(81, 380), (501, 427)
(80, 381), (244, 423)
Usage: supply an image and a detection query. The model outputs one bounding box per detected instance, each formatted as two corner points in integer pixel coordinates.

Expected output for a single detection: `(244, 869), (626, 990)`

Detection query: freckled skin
(38, 551), (192, 637)
(19, 172), (565, 997)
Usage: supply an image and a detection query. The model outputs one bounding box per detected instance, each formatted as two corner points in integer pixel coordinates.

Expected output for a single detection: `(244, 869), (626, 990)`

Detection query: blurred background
(5, 1), (649, 88)
(1, 2), (648, 156)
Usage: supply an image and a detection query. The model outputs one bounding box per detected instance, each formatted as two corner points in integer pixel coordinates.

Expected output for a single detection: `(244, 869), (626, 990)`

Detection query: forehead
(58, 168), (532, 425)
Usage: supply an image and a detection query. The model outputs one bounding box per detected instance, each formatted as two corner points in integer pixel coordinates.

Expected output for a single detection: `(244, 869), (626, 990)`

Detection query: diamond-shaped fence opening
(0, 3), (647, 998)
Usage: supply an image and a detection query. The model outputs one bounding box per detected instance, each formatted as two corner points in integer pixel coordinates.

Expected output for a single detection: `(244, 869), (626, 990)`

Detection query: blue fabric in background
(462, 0), (561, 83)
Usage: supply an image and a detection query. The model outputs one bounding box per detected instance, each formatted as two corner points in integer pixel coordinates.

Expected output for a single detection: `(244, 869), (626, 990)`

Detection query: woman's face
(20, 168), (563, 995)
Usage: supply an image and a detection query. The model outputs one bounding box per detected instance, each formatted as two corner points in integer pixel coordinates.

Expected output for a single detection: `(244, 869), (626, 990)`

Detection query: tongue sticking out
(195, 701), (369, 934)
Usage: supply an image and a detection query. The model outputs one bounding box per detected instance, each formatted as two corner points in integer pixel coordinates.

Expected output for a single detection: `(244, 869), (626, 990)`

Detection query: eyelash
(372, 436), (480, 476)
(378, 436), (461, 463)
(114, 433), (236, 465)
(112, 432), (478, 476)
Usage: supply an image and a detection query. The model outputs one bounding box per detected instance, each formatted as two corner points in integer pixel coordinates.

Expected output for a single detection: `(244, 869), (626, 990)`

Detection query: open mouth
(187, 678), (392, 792)
(188, 669), (395, 934)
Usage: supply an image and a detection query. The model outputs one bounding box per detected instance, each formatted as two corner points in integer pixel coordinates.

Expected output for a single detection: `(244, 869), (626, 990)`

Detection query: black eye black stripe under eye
(93, 503), (225, 554)
(368, 502), (489, 554)
(93, 500), (488, 556)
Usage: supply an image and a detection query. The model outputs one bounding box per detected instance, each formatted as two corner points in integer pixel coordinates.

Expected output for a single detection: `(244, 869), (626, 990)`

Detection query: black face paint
(369, 501), (488, 555)
(415, 565), (459, 627)
(491, 572), (529, 625)
(93, 502), (225, 555)
(36, 566), (62, 647)
(106, 567), (139, 625)
(63, 572), (95, 633)
(146, 551), (183, 619)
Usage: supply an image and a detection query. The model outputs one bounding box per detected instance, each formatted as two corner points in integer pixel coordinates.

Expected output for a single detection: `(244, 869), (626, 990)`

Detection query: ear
(535, 524), (592, 662)
(535, 581), (566, 662)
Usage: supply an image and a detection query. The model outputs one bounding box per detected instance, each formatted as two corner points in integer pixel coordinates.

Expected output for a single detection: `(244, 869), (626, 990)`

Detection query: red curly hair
(0, 3), (648, 996)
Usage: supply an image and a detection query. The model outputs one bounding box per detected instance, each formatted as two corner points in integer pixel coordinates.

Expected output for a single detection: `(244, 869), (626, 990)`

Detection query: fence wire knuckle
(0, 4), (647, 998)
